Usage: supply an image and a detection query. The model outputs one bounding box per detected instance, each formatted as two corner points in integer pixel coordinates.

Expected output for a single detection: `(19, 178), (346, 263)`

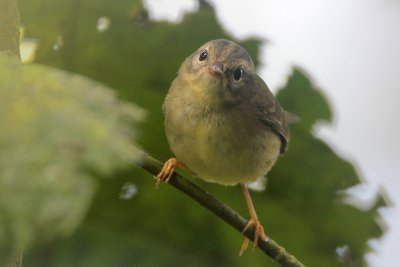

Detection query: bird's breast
(164, 98), (281, 185)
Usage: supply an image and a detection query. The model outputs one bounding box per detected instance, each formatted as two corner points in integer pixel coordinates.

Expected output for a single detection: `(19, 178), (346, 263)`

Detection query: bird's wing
(252, 75), (290, 154)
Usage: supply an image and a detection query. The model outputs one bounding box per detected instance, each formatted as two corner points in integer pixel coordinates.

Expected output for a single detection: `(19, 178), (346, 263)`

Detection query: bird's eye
(199, 50), (208, 61)
(233, 68), (243, 81)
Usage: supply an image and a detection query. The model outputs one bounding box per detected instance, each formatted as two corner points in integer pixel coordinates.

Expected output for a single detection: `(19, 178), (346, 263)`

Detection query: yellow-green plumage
(163, 39), (289, 185)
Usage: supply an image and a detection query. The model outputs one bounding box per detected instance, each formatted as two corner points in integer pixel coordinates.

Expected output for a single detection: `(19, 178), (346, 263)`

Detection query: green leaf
(0, 56), (144, 263)
(277, 67), (333, 130)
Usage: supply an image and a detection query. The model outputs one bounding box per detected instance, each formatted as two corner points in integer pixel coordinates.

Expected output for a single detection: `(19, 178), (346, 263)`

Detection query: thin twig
(137, 151), (305, 267)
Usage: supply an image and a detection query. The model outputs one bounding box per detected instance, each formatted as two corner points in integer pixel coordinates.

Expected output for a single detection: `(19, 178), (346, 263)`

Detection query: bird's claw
(239, 217), (268, 256)
(155, 158), (179, 188)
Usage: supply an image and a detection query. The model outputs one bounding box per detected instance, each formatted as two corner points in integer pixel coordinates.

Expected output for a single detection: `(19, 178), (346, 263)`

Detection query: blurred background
(1, 0), (398, 266)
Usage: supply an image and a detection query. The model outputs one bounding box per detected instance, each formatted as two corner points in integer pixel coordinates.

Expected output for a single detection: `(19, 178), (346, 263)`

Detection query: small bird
(156, 39), (289, 255)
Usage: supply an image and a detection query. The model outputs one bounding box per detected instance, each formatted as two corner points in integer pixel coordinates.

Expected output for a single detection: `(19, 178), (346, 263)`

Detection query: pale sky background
(144, 0), (400, 266)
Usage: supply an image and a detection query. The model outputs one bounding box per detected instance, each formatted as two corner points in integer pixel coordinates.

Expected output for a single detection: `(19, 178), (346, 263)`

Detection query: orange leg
(155, 158), (189, 188)
(239, 183), (268, 256)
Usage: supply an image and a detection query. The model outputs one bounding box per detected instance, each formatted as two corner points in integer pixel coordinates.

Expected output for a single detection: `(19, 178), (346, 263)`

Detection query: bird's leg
(239, 183), (268, 256)
(155, 158), (189, 188)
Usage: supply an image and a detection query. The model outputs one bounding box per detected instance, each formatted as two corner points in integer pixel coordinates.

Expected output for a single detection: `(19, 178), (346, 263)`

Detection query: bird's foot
(239, 217), (268, 256)
(155, 158), (180, 188)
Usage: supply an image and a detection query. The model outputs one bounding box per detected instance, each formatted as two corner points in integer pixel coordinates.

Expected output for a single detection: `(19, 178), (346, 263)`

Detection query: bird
(155, 39), (289, 255)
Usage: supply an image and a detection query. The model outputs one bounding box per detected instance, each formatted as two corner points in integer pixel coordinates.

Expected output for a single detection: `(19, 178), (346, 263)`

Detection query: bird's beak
(208, 63), (223, 76)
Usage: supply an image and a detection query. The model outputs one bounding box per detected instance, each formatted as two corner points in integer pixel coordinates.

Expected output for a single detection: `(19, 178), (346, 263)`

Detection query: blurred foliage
(11, 0), (387, 266)
(0, 56), (143, 265)
(273, 69), (384, 266)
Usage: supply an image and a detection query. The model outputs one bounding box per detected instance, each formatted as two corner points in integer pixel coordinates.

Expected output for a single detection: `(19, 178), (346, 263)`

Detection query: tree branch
(1, 1), (22, 266)
(0, 0), (21, 58)
(137, 151), (305, 267)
